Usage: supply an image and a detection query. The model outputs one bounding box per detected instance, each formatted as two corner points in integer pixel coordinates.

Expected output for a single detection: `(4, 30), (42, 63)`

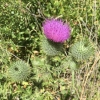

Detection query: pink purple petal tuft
(43, 19), (71, 43)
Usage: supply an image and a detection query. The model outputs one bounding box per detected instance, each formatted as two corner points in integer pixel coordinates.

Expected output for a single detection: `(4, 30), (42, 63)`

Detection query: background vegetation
(0, 0), (100, 100)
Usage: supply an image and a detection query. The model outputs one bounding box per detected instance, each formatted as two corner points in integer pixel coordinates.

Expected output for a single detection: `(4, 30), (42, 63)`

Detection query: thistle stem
(72, 70), (75, 88)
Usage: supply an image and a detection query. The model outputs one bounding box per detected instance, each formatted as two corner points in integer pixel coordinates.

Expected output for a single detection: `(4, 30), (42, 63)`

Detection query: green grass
(0, 0), (100, 100)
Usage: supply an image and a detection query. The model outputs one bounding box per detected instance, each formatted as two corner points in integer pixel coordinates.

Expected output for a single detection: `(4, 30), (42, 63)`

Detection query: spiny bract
(8, 60), (30, 82)
(70, 40), (95, 61)
(41, 38), (62, 56)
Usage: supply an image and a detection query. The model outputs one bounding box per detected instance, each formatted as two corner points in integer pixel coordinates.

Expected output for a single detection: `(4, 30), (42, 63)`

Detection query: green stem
(72, 70), (75, 89)
(46, 56), (51, 64)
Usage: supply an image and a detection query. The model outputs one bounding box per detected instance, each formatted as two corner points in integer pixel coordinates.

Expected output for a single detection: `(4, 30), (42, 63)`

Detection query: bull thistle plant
(1, 0), (100, 99)
(8, 60), (30, 82)
(41, 18), (96, 91)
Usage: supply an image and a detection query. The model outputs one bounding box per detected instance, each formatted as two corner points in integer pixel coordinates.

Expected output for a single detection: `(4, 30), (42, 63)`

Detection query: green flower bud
(8, 60), (30, 82)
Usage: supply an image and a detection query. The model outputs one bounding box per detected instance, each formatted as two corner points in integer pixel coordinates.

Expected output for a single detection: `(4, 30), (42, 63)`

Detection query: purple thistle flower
(43, 19), (71, 43)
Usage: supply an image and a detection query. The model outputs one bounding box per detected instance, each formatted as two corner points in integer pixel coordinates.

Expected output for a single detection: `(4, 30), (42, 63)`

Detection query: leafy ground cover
(0, 0), (100, 100)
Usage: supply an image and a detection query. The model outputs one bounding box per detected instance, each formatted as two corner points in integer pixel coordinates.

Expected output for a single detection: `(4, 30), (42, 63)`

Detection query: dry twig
(80, 51), (100, 100)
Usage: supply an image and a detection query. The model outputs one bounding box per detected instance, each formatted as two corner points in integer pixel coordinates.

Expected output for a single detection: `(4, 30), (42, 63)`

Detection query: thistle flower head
(43, 19), (71, 43)
(8, 60), (30, 82)
(70, 40), (95, 61)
